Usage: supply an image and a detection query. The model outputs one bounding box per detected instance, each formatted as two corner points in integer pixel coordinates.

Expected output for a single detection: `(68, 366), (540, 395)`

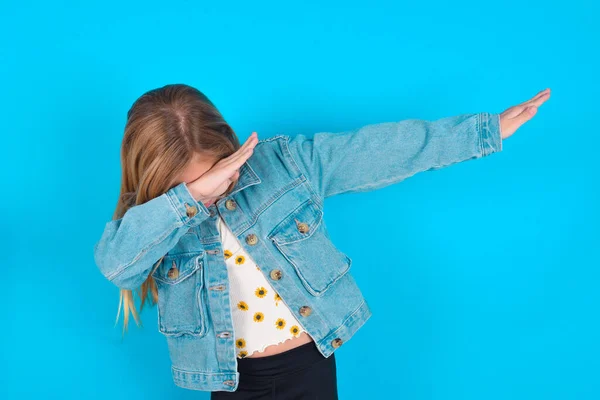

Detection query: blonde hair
(112, 84), (241, 335)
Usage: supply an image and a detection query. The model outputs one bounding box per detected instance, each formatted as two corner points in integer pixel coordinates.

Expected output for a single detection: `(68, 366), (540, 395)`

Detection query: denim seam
(326, 170), (416, 197)
(249, 175), (306, 230)
(165, 189), (186, 223)
(106, 220), (182, 281)
(281, 135), (324, 209)
(477, 112), (485, 157)
(483, 112), (491, 157)
(498, 113), (503, 151)
(171, 365), (238, 375)
(316, 298), (367, 349)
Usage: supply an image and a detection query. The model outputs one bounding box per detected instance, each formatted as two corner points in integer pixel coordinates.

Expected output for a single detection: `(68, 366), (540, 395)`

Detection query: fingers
(237, 131), (258, 153)
(515, 88), (550, 124)
(514, 104), (538, 127)
(220, 132), (258, 166)
(520, 88), (551, 107)
(230, 134), (257, 166)
(528, 90), (551, 108)
(232, 132), (258, 159)
(217, 132), (259, 175)
(499, 88), (550, 139)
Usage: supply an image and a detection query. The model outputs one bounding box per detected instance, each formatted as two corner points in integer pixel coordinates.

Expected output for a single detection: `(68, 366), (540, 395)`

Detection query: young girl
(94, 84), (550, 399)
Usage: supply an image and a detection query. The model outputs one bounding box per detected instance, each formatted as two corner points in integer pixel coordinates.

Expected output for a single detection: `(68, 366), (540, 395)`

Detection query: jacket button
(167, 262), (179, 280)
(270, 269), (282, 280)
(331, 338), (343, 348)
(299, 305), (312, 317)
(223, 380), (236, 387)
(184, 203), (198, 218)
(225, 199), (237, 210)
(296, 222), (310, 234)
(245, 233), (258, 245)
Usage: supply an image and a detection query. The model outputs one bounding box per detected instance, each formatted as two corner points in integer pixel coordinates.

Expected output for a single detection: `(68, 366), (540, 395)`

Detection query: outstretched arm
(285, 88), (551, 200)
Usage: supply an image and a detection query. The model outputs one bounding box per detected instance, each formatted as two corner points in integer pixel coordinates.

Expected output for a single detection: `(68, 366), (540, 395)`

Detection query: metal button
(245, 233), (258, 245)
(225, 199), (237, 210)
(331, 338), (343, 348)
(299, 305), (312, 317)
(296, 222), (310, 234)
(185, 203), (198, 218)
(167, 260), (179, 280)
(223, 380), (236, 387)
(270, 269), (282, 280)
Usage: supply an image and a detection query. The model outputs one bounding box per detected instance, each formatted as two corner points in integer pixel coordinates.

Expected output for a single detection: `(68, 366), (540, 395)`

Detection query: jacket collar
(228, 160), (261, 196)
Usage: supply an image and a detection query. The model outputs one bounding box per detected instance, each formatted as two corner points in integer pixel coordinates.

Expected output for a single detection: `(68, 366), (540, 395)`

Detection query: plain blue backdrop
(1, 1), (598, 399)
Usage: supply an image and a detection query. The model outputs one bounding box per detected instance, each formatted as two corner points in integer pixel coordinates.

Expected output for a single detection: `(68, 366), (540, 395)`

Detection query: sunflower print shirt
(216, 215), (307, 359)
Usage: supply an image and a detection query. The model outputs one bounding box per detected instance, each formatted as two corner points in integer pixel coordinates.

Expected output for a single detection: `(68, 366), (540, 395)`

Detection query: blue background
(2, 1), (598, 399)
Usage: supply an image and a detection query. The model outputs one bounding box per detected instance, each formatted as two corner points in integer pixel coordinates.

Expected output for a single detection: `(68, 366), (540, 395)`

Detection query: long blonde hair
(113, 84), (241, 335)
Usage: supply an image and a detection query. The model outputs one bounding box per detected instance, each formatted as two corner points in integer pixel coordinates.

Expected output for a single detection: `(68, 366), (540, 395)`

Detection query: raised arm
(284, 88), (550, 200)
(94, 131), (259, 290)
(93, 183), (212, 290)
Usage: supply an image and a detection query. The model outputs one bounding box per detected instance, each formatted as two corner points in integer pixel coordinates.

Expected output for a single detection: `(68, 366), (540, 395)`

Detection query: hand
(187, 132), (258, 205)
(500, 88), (551, 139)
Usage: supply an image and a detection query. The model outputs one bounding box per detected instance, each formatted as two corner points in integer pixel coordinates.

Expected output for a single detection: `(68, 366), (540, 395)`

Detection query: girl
(94, 84), (550, 399)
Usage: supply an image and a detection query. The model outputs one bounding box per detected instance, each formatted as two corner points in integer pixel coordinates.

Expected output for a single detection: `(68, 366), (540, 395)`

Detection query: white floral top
(216, 215), (307, 358)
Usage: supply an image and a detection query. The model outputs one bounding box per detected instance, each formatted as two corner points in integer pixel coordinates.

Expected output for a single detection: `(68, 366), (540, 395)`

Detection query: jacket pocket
(151, 251), (208, 337)
(267, 198), (351, 296)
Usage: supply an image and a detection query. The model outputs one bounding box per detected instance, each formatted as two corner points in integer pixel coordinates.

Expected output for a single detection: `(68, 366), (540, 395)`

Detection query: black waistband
(236, 340), (328, 377)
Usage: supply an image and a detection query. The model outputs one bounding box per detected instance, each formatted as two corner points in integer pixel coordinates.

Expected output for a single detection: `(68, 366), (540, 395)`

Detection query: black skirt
(211, 341), (338, 400)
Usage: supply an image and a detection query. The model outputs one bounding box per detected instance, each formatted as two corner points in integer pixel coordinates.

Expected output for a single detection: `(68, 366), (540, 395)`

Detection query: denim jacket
(93, 112), (502, 392)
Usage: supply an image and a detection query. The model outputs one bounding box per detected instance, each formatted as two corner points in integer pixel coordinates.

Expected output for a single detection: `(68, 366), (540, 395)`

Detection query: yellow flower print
(236, 338), (246, 348)
(275, 318), (286, 330)
(238, 351), (248, 358)
(274, 292), (282, 306)
(253, 312), (265, 322)
(255, 287), (267, 298)
(237, 301), (249, 311)
(224, 250), (232, 259)
(290, 325), (300, 337)
(235, 255), (245, 265)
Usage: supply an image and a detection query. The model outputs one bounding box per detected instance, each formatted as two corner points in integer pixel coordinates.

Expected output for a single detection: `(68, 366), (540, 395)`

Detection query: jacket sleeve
(93, 182), (212, 290)
(284, 112), (502, 200)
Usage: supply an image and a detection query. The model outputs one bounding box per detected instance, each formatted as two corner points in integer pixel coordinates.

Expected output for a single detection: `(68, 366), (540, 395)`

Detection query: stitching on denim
(252, 176), (305, 223)
(267, 198), (321, 242)
(152, 255), (201, 284)
(171, 365), (237, 376)
(106, 220), (182, 281)
(232, 176), (305, 236)
(265, 198), (348, 295)
(325, 170), (415, 197)
(477, 112), (485, 157)
(258, 134), (287, 143)
(281, 135), (324, 209)
(166, 189), (186, 223)
(316, 299), (368, 349)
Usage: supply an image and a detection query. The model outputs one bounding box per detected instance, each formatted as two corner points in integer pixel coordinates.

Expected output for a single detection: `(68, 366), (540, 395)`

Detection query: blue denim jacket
(94, 112), (502, 392)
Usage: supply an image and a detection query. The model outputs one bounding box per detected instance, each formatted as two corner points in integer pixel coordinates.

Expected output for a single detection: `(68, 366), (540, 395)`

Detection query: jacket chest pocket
(151, 251), (208, 337)
(267, 199), (351, 297)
